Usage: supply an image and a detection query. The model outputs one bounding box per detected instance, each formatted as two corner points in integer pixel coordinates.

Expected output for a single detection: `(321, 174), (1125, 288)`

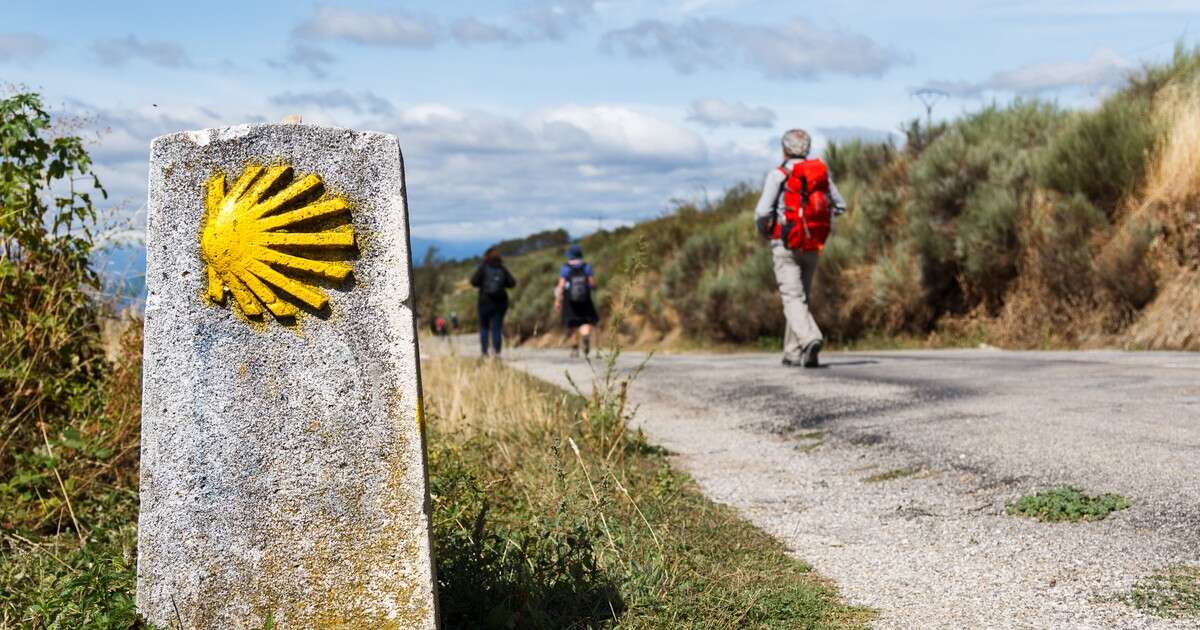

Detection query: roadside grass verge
(1006, 487), (1131, 522)
(1123, 566), (1200, 619)
(423, 355), (872, 629)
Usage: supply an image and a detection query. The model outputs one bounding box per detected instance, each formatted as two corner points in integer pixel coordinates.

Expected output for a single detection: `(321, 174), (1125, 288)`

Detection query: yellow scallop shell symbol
(200, 164), (355, 319)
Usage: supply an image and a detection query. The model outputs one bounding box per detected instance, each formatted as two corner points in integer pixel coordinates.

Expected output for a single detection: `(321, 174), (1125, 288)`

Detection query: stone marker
(138, 124), (438, 629)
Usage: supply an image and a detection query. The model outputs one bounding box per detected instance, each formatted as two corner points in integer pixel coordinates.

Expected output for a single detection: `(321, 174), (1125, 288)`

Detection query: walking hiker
(754, 129), (846, 368)
(470, 247), (516, 357)
(555, 243), (599, 358)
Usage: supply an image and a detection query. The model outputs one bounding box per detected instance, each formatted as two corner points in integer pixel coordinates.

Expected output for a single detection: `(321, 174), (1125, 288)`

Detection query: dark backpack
(481, 265), (508, 298)
(566, 265), (591, 303)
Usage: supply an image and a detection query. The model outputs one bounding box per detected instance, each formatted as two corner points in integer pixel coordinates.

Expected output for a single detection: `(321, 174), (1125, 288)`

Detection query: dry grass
(1117, 79), (1200, 349)
(421, 354), (872, 629)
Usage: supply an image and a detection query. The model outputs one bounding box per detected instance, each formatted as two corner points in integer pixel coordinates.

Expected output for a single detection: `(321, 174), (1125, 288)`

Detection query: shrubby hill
(418, 46), (1200, 351)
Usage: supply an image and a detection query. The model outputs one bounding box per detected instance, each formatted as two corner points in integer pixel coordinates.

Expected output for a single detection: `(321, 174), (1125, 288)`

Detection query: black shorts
(562, 298), (599, 329)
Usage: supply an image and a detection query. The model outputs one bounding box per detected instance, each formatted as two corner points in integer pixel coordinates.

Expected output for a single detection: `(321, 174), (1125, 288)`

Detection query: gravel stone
(511, 347), (1200, 629)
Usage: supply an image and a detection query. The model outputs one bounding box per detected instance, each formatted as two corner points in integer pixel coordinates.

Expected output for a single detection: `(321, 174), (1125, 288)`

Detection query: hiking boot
(801, 340), (823, 368)
(781, 357), (800, 367)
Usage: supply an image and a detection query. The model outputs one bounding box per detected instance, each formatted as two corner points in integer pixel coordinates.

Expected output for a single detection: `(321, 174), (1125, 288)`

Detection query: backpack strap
(771, 164), (790, 213)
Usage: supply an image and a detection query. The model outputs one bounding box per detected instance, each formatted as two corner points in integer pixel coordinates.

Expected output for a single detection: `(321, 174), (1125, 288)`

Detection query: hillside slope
(417, 47), (1200, 352)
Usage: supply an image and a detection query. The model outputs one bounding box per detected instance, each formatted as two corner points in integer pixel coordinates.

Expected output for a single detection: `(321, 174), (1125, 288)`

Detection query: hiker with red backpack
(754, 129), (846, 368)
(470, 246), (517, 357)
(555, 244), (599, 358)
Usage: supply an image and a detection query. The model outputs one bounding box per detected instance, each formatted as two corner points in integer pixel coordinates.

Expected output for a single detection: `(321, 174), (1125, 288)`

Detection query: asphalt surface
(500, 346), (1200, 629)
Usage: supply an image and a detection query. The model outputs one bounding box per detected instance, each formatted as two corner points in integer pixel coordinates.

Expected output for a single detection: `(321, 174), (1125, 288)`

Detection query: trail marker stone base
(138, 124), (438, 629)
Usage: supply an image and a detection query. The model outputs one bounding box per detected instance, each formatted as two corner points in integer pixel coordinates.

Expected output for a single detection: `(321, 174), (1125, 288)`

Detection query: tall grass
(422, 354), (871, 628)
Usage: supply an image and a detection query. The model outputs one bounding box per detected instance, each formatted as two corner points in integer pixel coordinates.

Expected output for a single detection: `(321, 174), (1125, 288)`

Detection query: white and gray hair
(781, 128), (811, 158)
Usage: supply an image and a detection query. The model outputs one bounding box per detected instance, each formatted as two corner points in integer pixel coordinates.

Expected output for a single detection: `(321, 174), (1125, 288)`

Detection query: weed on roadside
(862, 468), (920, 483)
(1006, 487), (1130, 522)
(1123, 566), (1200, 619)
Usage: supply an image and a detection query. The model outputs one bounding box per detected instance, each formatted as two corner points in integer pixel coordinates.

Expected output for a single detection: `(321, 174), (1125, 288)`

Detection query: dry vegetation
(417, 46), (1200, 352)
(422, 353), (872, 628)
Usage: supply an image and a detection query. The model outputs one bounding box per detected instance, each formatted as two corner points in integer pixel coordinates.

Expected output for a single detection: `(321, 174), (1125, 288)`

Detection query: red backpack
(772, 159), (832, 252)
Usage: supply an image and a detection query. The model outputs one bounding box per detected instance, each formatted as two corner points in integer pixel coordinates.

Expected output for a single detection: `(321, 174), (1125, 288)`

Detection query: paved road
(503, 347), (1200, 629)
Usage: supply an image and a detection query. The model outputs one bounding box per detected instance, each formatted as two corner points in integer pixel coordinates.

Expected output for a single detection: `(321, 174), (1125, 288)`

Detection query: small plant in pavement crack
(1006, 486), (1130, 522)
(1122, 565), (1200, 619)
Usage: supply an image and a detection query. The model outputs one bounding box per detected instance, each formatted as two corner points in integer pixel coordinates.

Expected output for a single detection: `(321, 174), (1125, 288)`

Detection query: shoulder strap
(771, 163), (790, 212)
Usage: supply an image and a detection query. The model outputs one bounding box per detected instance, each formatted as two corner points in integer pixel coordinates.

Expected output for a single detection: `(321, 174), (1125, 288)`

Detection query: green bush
(1039, 94), (1157, 214)
(825, 139), (897, 186)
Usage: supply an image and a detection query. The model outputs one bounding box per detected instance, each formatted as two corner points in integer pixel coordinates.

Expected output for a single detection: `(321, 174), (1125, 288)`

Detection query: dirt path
(499, 346), (1200, 629)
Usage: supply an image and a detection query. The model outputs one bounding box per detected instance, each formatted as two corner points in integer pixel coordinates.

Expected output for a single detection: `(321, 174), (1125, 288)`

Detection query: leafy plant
(1123, 565), (1200, 619)
(1006, 487), (1131, 522)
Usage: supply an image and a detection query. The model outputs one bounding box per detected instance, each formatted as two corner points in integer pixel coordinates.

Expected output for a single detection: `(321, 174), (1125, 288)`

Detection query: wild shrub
(1039, 94), (1157, 215)
(692, 247), (781, 342)
(1, 92), (148, 628)
(825, 139), (897, 186)
(1094, 217), (1159, 314)
(905, 101), (1065, 314)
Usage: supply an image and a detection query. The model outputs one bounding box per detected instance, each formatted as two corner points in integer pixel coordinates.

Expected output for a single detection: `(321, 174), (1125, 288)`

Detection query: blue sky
(2, 0), (1197, 252)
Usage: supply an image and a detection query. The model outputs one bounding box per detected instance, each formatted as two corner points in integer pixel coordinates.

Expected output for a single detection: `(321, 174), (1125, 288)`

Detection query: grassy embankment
(424, 353), (872, 628)
(418, 46), (1200, 352)
(0, 91), (871, 628)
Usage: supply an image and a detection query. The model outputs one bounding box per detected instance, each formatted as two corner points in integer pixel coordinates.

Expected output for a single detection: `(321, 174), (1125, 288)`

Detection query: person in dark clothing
(470, 247), (517, 356)
(554, 243), (598, 358)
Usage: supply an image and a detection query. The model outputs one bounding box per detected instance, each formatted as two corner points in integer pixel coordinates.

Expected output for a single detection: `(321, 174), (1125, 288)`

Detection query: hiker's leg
(579, 323), (591, 355)
(772, 244), (821, 361)
(492, 309), (505, 354)
(479, 310), (491, 355)
(797, 251), (823, 343)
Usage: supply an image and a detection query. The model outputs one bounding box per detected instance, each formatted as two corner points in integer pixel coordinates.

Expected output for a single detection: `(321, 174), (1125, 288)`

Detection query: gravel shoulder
(504, 346), (1200, 629)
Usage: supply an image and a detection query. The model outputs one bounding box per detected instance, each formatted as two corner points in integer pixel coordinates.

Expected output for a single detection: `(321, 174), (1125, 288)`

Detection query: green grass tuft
(862, 468), (920, 483)
(1006, 486), (1130, 522)
(1123, 565), (1200, 619)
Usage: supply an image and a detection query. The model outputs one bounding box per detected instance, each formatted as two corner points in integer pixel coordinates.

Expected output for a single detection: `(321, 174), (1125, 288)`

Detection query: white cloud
(450, 18), (520, 45)
(918, 49), (1135, 97)
(270, 90), (395, 116)
(268, 42), (337, 79)
(92, 35), (191, 68)
(818, 126), (899, 144)
(687, 98), (775, 128)
(0, 32), (50, 63)
(294, 6), (439, 48)
(601, 17), (907, 79)
(71, 98), (771, 245)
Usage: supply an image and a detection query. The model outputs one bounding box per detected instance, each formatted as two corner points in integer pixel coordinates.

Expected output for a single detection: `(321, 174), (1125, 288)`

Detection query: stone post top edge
(149, 123), (400, 149)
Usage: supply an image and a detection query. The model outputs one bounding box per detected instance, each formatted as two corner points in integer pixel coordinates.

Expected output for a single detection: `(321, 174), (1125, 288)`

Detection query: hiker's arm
(829, 175), (847, 215)
(754, 169), (784, 236)
(505, 267), (516, 288)
(554, 277), (565, 312)
(469, 265), (482, 287)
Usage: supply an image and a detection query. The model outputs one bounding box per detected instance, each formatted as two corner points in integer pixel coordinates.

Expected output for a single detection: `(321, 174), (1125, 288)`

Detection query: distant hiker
(555, 243), (598, 358)
(434, 316), (448, 337)
(754, 129), (846, 368)
(449, 311), (459, 331)
(470, 247), (517, 356)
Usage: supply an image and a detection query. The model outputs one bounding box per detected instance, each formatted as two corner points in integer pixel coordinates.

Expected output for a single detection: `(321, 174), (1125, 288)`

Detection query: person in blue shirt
(554, 244), (598, 358)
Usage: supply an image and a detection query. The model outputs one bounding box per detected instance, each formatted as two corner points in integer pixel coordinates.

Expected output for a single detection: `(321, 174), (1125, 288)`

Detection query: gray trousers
(772, 243), (822, 360)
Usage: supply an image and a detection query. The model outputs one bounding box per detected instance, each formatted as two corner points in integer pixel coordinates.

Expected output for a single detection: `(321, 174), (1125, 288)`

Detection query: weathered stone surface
(138, 124), (438, 629)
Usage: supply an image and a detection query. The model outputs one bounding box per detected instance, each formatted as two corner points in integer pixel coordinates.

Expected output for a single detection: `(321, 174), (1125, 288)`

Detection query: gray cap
(782, 129), (811, 158)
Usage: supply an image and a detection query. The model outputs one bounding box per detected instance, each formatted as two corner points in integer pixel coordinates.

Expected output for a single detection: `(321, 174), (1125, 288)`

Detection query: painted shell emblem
(199, 164), (355, 319)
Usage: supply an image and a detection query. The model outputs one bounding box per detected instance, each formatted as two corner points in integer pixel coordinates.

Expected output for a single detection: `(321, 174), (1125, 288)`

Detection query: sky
(2, 0), (1197, 255)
